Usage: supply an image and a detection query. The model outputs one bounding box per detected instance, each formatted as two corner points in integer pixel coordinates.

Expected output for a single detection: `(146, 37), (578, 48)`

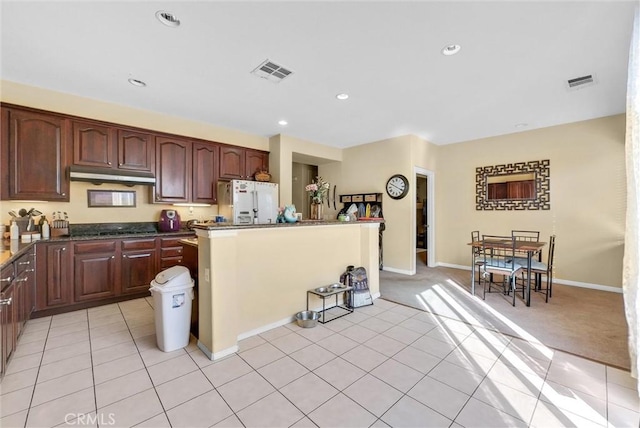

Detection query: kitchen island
(191, 220), (382, 360)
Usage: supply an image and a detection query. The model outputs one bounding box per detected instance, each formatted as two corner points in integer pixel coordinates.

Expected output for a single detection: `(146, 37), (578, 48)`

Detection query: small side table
(307, 285), (354, 324)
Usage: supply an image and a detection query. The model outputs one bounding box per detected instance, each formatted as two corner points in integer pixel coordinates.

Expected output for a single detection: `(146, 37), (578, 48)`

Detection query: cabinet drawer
(121, 239), (156, 250)
(15, 253), (34, 275)
(159, 236), (191, 248)
(74, 241), (117, 254)
(161, 247), (183, 258)
(160, 257), (183, 269)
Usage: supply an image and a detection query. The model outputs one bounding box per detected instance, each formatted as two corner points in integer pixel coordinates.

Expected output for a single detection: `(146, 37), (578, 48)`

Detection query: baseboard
(383, 266), (415, 275)
(237, 315), (294, 341)
(435, 262), (622, 294)
(197, 340), (238, 361)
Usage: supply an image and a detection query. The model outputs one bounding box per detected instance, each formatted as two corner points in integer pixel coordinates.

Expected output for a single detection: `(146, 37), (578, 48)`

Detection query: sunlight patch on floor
(412, 279), (611, 426)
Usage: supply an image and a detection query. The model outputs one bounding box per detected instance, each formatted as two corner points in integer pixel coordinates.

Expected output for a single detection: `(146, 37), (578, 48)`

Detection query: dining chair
(480, 235), (523, 306)
(471, 231), (485, 288)
(527, 235), (556, 302)
(511, 230), (542, 292)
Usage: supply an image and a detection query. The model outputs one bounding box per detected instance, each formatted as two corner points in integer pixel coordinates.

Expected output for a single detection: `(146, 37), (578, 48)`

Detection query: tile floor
(1, 297), (639, 428)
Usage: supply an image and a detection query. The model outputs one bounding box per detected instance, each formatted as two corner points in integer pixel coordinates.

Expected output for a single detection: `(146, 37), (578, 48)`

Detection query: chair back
(512, 230), (540, 242)
(481, 235), (521, 275)
(471, 231), (481, 255)
(547, 235), (556, 271)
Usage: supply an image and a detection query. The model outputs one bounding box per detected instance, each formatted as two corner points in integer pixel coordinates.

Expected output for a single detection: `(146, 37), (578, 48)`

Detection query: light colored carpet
(379, 264), (630, 370)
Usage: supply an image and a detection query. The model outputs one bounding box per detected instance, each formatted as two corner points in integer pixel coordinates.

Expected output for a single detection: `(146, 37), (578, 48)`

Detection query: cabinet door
(1, 107), (70, 201)
(121, 239), (157, 295)
(155, 137), (191, 202)
(1, 280), (16, 376)
(36, 243), (73, 310)
(118, 129), (154, 172)
(192, 142), (218, 204)
(218, 146), (245, 180)
(72, 119), (115, 168)
(74, 253), (117, 302)
(245, 149), (269, 180)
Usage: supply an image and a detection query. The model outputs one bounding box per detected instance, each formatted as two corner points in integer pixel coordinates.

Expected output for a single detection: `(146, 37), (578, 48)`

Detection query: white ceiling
(1, 1), (636, 148)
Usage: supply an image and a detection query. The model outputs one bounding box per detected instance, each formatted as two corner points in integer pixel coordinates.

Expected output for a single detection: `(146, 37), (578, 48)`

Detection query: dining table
(469, 238), (546, 306)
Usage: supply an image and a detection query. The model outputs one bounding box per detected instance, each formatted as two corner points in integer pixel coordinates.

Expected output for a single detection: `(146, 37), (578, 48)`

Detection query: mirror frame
(476, 159), (550, 210)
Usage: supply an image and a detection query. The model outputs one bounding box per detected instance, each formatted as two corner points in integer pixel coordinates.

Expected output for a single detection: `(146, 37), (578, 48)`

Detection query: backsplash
(3, 181), (219, 226)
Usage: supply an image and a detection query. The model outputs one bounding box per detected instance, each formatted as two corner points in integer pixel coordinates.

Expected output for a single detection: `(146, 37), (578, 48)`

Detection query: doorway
(413, 167), (435, 270)
(292, 162), (317, 219)
(416, 174), (428, 265)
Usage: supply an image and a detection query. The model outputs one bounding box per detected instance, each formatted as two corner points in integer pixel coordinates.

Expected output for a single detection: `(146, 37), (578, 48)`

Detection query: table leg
(471, 250), (476, 296)
(526, 251), (532, 306)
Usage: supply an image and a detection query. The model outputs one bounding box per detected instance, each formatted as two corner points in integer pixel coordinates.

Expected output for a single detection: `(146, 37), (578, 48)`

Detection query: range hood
(69, 166), (156, 186)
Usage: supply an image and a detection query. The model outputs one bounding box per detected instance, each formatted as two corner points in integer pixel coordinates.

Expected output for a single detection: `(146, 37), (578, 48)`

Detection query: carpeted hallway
(379, 264), (630, 370)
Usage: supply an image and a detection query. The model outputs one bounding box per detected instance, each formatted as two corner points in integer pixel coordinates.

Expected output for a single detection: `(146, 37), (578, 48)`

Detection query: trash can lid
(153, 265), (191, 286)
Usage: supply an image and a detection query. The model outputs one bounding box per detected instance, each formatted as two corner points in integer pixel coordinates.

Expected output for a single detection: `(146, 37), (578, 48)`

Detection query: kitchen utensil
(19, 208), (27, 217)
(295, 311), (320, 328)
(333, 185), (336, 210)
(365, 203), (371, 218)
(8, 210), (18, 218)
(31, 209), (42, 216)
(327, 183), (331, 208)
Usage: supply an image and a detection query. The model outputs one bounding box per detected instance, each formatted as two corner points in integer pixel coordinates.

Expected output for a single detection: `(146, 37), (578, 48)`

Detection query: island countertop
(191, 218), (383, 232)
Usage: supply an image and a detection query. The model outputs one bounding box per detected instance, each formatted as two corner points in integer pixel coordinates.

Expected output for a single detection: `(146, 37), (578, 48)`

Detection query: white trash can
(149, 266), (195, 352)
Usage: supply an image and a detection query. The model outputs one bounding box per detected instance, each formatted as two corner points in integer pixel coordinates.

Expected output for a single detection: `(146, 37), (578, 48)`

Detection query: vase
(310, 202), (323, 220)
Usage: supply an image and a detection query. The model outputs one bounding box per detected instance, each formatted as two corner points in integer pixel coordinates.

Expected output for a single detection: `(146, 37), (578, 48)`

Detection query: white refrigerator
(219, 180), (279, 225)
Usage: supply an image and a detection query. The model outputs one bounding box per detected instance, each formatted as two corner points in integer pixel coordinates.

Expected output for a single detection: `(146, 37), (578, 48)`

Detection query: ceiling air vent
(251, 59), (293, 83)
(566, 74), (596, 90)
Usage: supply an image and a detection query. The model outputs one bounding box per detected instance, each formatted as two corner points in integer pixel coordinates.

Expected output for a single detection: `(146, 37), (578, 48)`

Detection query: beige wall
(436, 115), (626, 288)
(1, 80), (626, 288)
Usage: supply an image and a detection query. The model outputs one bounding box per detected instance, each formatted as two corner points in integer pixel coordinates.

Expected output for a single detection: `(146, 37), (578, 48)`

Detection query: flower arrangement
(306, 176), (330, 204)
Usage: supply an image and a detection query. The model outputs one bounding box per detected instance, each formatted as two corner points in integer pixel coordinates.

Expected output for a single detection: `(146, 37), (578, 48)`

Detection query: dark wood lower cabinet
(121, 239), (157, 295)
(36, 242), (73, 310)
(33, 234), (193, 316)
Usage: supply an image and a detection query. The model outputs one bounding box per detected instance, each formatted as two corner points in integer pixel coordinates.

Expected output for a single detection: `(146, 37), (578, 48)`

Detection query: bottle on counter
(42, 219), (50, 239)
(10, 221), (19, 240)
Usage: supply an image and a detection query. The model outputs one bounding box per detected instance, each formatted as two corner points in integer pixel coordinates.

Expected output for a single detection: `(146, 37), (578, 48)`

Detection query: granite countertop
(191, 218), (384, 231)
(0, 226), (195, 270)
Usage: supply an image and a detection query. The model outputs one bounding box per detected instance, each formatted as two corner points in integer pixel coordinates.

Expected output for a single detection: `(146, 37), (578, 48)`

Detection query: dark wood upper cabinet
(245, 149), (269, 179)
(219, 146), (269, 181)
(117, 129), (154, 172)
(1, 107), (71, 201)
(155, 136), (192, 203)
(192, 142), (218, 204)
(218, 146), (245, 180)
(72, 120), (114, 168)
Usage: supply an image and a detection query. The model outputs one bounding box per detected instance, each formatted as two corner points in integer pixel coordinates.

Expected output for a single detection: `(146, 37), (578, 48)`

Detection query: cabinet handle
(0, 276), (13, 283)
(18, 260), (30, 265)
(16, 277), (28, 283)
(108, 162), (112, 165)
(113, 255), (117, 259)
(26, 268), (35, 273)
(62, 193), (66, 196)
(62, 247), (66, 251)
(0, 297), (12, 305)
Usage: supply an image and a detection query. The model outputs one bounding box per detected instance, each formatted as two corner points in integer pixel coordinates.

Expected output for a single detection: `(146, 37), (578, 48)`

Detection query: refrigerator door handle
(252, 190), (259, 223)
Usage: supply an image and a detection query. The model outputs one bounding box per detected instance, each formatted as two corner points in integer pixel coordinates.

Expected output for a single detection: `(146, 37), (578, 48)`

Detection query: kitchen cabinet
(72, 120), (155, 173)
(1, 248), (35, 379)
(74, 241), (117, 302)
(1, 105), (71, 201)
(154, 136), (192, 203)
(121, 239), (157, 295)
(159, 237), (185, 269)
(72, 119), (114, 168)
(36, 242), (73, 310)
(219, 146), (269, 181)
(192, 141), (218, 204)
(117, 128), (155, 172)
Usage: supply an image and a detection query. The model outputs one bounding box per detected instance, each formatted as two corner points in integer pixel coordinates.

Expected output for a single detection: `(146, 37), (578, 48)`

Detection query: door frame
(413, 167), (435, 270)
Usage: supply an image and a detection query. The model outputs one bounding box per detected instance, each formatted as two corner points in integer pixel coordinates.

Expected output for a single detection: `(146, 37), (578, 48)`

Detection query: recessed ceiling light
(336, 93), (349, 100)
(441, 44), (461, 56)
(128, 78), (146, 87)
(278, 120), (288, 126)
(515, 123), (529, 128)
(156, 10), (180, 27)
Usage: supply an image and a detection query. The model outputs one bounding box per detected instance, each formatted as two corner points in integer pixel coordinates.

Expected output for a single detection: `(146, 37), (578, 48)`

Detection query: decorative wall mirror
(476, 160), (550, 210)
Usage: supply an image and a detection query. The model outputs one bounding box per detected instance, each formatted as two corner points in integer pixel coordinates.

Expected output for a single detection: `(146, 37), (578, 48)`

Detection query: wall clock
(386, 174), (409, 200)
